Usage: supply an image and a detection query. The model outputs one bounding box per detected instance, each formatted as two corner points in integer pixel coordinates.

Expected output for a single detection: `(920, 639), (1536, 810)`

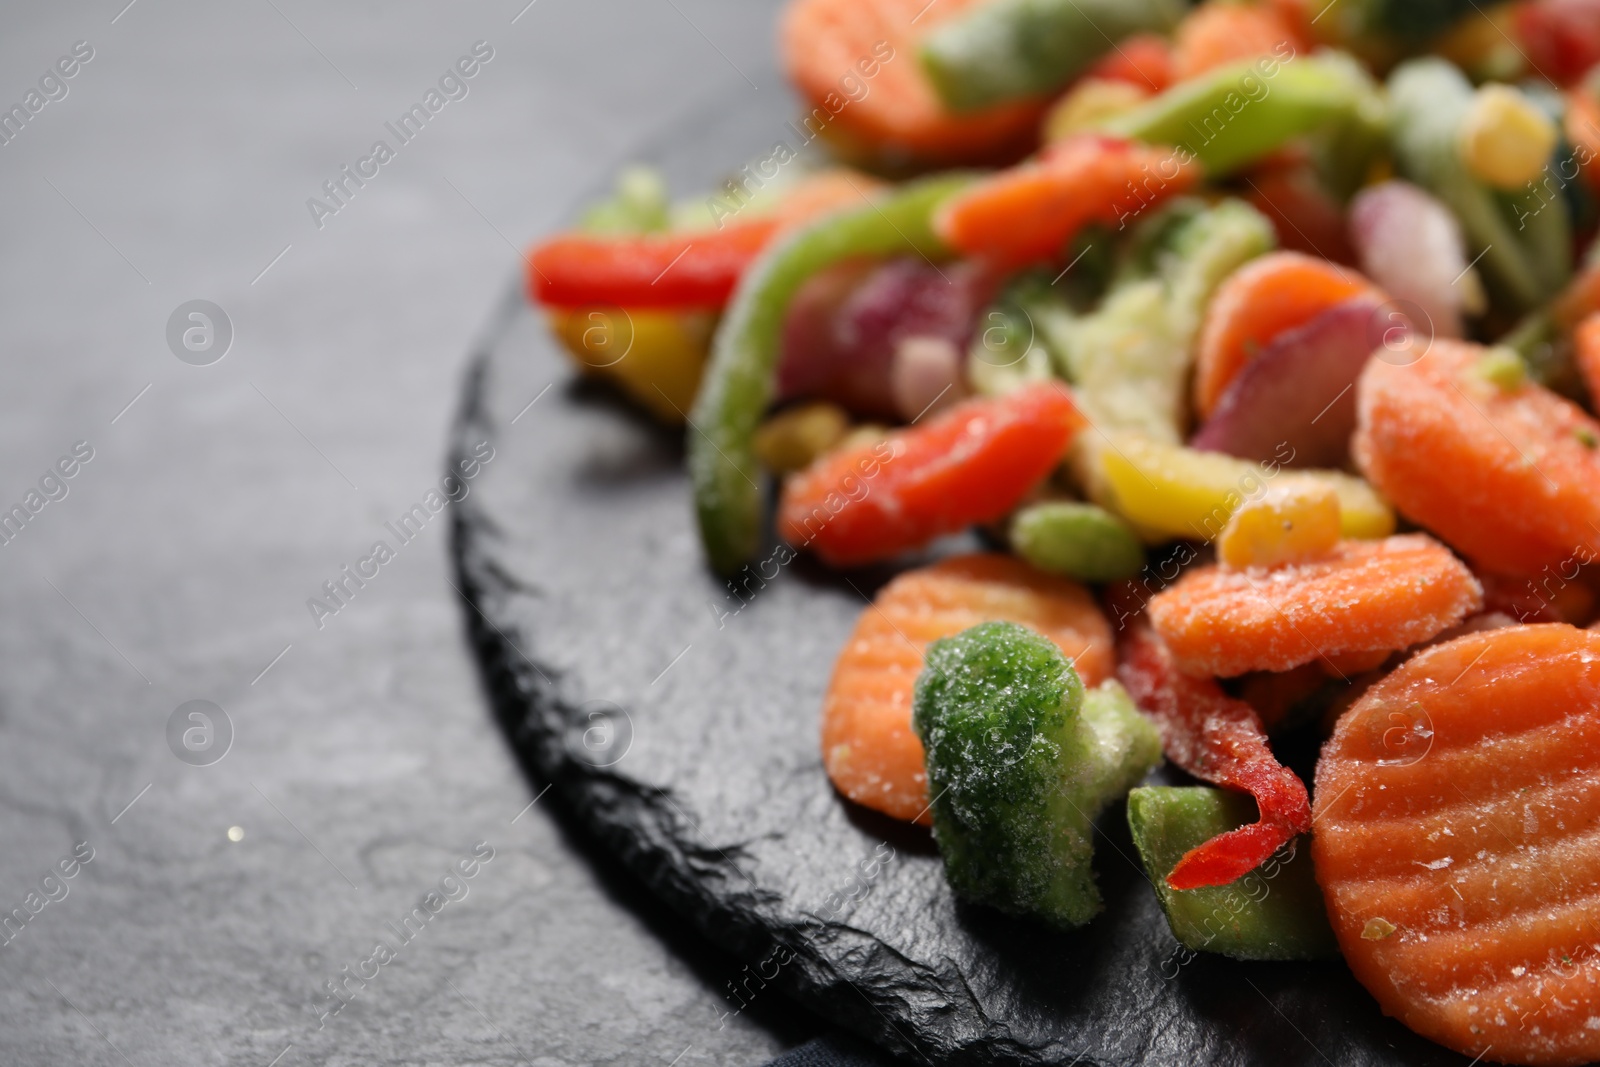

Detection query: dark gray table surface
(0, 2), (826, 1064)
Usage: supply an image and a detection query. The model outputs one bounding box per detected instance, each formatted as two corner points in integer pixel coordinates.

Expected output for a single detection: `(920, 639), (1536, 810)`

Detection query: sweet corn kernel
(1459, 83), (1558, 190)
(1217, 484), (1342, 570)
(1044, 78), (1151, 143)
(754, 402), (851, 474)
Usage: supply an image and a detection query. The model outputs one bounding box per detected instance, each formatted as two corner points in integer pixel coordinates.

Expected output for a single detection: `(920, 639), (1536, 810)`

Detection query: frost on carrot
(778, 381), (1083, 567)
(1147, 534), (1483, 678)
(1354, 339), (1600, 580)
(823, 554), (1114, 824)
(780, 0), (1044, 166)
(1315, 624), (1600, 1067)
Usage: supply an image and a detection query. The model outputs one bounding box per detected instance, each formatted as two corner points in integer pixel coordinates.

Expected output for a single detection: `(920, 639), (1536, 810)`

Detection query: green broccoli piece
(1128, 787), (1338, 961)
(1057, 197), (1276, 446)
(913, 622), (1162, 929)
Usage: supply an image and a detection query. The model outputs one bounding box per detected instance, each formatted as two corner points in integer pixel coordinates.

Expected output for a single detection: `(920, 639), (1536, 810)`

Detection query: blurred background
(0, 2), (826, 1063)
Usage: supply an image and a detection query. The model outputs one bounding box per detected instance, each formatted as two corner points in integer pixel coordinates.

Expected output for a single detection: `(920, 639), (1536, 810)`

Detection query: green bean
(688, 174), (972, 574)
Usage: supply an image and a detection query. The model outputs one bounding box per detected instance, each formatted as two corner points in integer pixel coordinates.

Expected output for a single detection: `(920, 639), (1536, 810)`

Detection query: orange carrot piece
(934, 134), (1202, 267)
(1577, 311), (1600, 411)
(1354, 339), (1600, 580)
(1147, 534), (1483, 678)
(1171, 0), (1306, 82)
(1314, 624), (1600, 1067)
(822, 554), (1113, 824)
(1194, 251), (1381, 419)
(780, 0), (1044, 167)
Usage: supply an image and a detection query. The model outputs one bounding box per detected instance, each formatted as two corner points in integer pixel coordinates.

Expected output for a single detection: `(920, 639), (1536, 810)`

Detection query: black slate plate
(448, 80), (1488, 1067)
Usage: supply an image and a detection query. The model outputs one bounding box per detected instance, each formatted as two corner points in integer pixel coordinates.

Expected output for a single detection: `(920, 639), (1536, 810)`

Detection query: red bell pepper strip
(1118, 624), (1312, 890)
(776, 381), (1084, 568)
(528, 222), (779, 310)
(527, 171), (878, 311)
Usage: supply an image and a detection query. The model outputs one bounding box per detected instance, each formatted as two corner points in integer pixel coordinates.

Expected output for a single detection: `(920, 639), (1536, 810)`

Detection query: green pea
(1011, 502), (1145, 582)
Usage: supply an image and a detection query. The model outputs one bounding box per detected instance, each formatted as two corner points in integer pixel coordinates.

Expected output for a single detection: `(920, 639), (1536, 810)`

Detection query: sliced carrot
(1082, 32), (1175, 92)
(823, 553), (1113, 823)
(1147, 534), (1483, 677)
(780, 0), (1044, 167)
(1194, 251), (1382, 419)
(1170, 0), (1306, 82)
(778, 381), (1084, 567)
(1354, 339), (1600, 580)
(1577, 311), (1600, 411)
(1314, 624), (1600, 1067)
(934, 134), (1202, 268)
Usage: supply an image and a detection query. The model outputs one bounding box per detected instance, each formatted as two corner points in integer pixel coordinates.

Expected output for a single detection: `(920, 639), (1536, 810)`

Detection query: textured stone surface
(0, 3), (812, 1065)
(455, 297), (1495, 1066)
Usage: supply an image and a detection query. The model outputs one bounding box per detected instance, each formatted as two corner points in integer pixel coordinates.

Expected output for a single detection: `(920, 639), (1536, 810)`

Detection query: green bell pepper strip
(1388, 58), (1572, 316)
(1098, 53), (1373, 177)
(688, 174), (974, 575)
(918, 0), (1183, 114)
(1127, 786), (1338, 961)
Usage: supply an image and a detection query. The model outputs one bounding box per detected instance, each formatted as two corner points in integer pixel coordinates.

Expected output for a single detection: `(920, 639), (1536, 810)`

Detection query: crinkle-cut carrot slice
(934, 134), (1201, 268)
(822, 554), (1112, 824)
(1353, 338), (1600, 580)
(1194, 251), (1381, 419)
(1314, 624), (1600, 1067)
(780, 0), (1044, 167)
(1147, 534), (1483, 678)
(1170, 0), (1306, 82)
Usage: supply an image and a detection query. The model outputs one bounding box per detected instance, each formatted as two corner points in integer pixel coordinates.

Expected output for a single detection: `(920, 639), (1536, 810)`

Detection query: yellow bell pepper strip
(547, 308), (715, 424)
(688, 174), (974, 574)
(1097, 436), (1394, 544)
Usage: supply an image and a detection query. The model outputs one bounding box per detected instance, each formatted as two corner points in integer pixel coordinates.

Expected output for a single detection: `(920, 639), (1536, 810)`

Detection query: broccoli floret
(1057, 198), (1276, 447)
(912, 621), (1162, 929)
